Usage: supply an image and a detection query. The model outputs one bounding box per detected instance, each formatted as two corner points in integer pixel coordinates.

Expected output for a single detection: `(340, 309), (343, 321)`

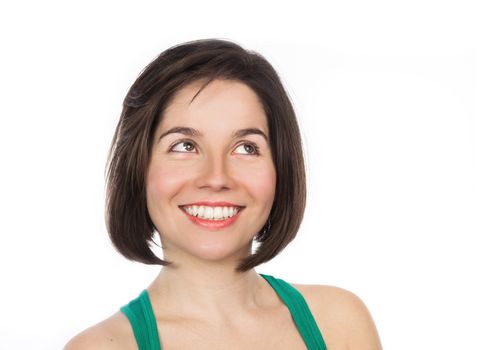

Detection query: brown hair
(105, 38), (306, 272)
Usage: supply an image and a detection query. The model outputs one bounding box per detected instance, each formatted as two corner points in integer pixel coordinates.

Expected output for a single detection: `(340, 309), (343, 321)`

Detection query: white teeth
(183, 205), (241, 220)
(213, 207), (222, 219)
(198, 206), (205, 217)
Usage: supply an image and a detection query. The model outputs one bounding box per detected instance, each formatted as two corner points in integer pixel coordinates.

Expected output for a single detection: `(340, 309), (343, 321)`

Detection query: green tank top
(120, 273), (328, 350)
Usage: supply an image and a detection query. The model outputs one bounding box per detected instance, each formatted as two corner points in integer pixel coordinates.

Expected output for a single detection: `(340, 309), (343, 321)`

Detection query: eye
(170, 140), (196, 153)
(235, 142), (260, 156)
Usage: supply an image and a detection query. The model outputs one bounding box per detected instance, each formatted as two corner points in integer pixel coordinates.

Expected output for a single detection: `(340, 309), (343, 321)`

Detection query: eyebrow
(158, 126), (269, 143)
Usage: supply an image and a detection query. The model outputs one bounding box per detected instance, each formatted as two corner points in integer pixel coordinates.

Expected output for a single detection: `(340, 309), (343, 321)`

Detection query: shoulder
(64, 311), (136, 350)
(291, 283), (383, 350)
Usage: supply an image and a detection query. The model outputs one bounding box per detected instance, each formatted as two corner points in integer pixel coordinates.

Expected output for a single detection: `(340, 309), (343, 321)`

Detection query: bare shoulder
(291, 283), (383, 350)
(64, 311), (136, 350)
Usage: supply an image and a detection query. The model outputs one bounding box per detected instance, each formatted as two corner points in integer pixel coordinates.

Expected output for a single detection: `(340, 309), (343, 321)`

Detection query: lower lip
(181, 208), (243, 231)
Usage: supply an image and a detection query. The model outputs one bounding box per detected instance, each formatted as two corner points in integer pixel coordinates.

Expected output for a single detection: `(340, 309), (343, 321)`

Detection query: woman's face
(146, 79), (276, 264)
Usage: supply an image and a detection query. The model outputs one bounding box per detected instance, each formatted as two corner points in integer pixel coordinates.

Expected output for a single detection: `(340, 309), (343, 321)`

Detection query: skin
(64, 79), (383, 349)
(144, 79), (277, 324)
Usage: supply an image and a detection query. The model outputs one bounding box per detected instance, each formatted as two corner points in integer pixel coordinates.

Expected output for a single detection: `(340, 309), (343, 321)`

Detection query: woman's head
(145, 79), (276, 269)
(105, 38), (306, 272)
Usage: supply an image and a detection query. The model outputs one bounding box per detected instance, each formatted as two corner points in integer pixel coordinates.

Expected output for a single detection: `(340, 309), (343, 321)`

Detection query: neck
(147, 257), (272, 324)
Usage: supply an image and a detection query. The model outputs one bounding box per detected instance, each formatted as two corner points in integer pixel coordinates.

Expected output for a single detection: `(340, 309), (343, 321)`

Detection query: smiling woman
(64, 38), (382, 350)
(145, 79), (276, 258)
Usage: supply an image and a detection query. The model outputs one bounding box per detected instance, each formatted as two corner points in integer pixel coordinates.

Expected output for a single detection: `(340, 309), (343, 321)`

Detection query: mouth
(178, 204), (245, 219)
(178, 203), (245, 231)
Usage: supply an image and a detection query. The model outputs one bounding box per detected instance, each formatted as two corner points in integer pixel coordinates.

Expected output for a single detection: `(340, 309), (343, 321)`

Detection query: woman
(65, 38), (382, 350)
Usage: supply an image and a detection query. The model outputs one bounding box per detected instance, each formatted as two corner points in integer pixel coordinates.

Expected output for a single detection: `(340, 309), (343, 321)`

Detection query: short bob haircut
(105, 38), (306, 272)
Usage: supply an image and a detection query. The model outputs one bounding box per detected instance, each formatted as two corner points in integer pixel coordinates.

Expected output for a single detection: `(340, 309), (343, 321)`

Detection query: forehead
(160, 79), (268, 132)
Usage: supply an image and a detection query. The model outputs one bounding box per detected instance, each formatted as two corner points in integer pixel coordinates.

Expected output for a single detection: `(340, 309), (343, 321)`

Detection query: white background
(1, 1), (490, 349)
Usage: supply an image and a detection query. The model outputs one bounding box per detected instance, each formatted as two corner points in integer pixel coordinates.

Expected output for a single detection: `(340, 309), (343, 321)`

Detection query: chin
(183, 241), (253, 262)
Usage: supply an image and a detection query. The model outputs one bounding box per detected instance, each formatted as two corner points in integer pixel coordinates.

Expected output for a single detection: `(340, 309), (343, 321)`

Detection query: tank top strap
(120, 290), (162, 350)
(259, 273), (328, 350)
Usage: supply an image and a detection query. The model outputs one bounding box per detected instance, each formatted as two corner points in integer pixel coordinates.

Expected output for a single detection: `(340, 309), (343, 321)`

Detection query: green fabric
(120, 290), (161, 350)
(120, 274), (328, 350)
(260, 273), (328, 350)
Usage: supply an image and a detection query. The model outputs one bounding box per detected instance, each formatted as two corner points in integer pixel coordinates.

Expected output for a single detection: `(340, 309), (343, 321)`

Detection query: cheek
(146, 162), (188, 205)
(245, 163), (276, 202)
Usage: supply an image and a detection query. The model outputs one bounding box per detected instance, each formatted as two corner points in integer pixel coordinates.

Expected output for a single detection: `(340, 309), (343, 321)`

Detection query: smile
(181, 205), (242, 220)
(179, 205), (244, 231)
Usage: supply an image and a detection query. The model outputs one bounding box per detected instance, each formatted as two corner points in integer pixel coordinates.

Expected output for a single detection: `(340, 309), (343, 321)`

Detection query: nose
(195, 153), (235, 191)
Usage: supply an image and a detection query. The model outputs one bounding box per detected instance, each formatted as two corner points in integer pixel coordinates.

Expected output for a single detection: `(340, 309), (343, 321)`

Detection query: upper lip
(179, 201), (245, 208)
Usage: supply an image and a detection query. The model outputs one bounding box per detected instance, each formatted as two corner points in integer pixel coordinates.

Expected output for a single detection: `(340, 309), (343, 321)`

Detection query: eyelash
(169, 139), (261, 156)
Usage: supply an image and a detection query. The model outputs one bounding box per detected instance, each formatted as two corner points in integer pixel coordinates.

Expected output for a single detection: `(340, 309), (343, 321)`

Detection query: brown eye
(235, 143), (260, 155)
(170, 141), (196, 153)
